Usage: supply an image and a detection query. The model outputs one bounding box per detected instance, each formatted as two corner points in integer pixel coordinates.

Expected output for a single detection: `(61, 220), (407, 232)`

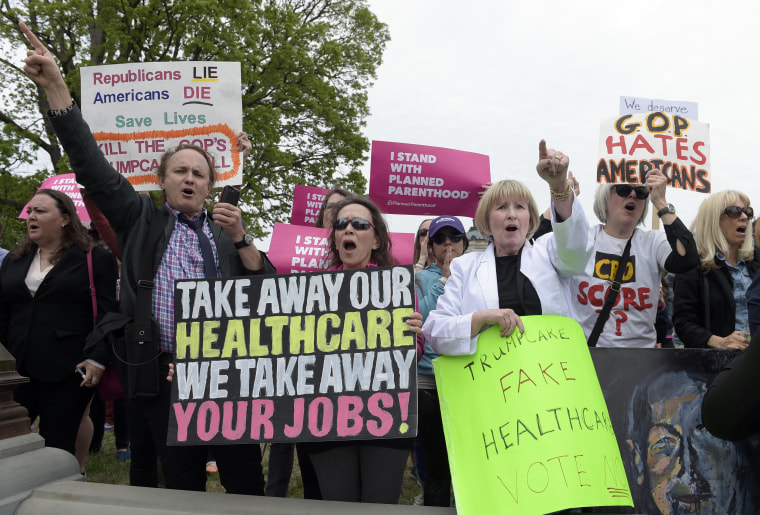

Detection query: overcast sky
(354, 0), (760, 240)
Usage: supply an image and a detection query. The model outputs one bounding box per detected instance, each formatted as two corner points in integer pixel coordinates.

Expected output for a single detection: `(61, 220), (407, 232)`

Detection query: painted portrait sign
(167, 266), (417, 445)
(590, 348), (760, 514)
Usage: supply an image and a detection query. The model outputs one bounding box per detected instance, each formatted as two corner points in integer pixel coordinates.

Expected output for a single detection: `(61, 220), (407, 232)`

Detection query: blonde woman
(673, 190), (758, 350)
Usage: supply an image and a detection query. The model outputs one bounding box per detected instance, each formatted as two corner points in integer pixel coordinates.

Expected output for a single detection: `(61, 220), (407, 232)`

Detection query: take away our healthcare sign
(168, 266), (417, 445)
(597, 112), (710, 193)
(433, 316), (632, 515)
(267, 223), (416, 274)
(80, 62), (243, 191)
(369, 141), (490, 218)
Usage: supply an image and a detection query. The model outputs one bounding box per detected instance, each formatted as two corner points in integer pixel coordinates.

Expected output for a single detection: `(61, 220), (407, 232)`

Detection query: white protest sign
(619, 96), (698, 120)
(80, 62), (243, 190)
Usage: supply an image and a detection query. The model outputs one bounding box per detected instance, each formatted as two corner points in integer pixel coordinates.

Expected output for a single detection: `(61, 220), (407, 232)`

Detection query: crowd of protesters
(1, 20), (758, 510)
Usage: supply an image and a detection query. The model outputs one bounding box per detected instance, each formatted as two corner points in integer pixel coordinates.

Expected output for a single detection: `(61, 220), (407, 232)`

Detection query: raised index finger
(19, 22), (45, 51)
(538, 139), (548, 160)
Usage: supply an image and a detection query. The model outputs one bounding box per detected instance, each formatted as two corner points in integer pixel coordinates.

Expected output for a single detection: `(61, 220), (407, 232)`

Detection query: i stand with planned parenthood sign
(80, 62), (244, 190)
(433, 316), (632, 515)
(167, 266), (418, 446)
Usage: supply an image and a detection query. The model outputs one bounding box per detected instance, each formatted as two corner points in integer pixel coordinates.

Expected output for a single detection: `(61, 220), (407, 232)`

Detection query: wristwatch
(656, 203), (676, 218)
(234, 233), (253, 249)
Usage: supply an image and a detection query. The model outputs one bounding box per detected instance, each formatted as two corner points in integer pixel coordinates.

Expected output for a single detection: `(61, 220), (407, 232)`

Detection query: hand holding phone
(219, 185), (240, 207)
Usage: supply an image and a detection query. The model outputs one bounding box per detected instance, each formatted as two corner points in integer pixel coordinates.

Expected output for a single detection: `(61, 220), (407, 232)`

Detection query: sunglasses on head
(432, 232), (465, 244)
(722, 206), (754, 219)
(612, 184), (649, 200)
(334, 217), (375, 231)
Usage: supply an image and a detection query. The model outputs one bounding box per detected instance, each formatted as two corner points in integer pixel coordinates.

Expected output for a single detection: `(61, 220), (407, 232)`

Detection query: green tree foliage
(0, 0), (388, 237)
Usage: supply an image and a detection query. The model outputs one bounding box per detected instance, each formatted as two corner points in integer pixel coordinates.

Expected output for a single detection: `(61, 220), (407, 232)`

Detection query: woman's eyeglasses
(432, 232), (465, 244)
(721, 206), (754, 219)
(612, 184), (649, 200)
(417, 229), (428, 238)
(334, 217), (375, 231)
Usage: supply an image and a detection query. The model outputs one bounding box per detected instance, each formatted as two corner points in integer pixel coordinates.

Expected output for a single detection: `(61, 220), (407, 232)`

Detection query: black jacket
(673, 249), (760, 348)
(0, 245), (118, 381)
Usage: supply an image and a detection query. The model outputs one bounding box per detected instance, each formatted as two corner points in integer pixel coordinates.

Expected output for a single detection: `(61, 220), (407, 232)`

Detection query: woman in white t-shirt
(568, 169), (699, 348)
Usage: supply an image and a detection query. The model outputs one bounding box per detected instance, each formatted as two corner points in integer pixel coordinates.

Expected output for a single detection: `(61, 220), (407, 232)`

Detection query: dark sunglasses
(334, 217), (375, 231)
(417, 228), (428, 238)
(722, 206), (754, 219)
(432, 232), (465, 244)
(612, 184), (649, 200)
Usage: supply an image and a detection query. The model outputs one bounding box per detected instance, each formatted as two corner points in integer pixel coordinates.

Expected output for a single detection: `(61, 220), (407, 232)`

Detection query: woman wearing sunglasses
(413, 215), (468, 506)
(566, 169), (699, 348)
(423, 140), (593, 356)
(673, 191), (757, 350)
(306, 194), (423, 504)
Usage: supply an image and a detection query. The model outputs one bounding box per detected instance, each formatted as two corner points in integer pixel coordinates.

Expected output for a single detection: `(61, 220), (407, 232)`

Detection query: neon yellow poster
(433, 315), (632, 514)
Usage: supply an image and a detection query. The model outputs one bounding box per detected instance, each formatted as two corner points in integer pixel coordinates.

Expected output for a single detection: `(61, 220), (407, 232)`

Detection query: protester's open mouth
(343, 241), (357, 251)
(28, 223), (39, 230)
(624, 202), (636, 212)
(738, 226), (747, 234)
(182, 188), (194, 196)
(506, 225), (518, 232)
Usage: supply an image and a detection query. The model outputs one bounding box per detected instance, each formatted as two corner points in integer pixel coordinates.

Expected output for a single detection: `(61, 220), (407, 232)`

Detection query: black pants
(265, 442), (294, 497)
(90, 396), (129, 451)
(127, 354), (265, 494)
(418, 388), (452, 507)
(15, 373), (94, 456)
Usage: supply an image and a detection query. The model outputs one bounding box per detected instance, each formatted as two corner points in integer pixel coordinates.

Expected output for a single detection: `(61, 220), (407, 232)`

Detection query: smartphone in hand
(219, 185), (240, 206)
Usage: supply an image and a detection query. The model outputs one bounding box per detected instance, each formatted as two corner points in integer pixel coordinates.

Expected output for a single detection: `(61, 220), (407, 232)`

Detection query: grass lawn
(86, 429), (423, 505)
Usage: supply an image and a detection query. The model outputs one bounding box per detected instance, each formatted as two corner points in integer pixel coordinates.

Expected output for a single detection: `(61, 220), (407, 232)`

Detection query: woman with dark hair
(308, 194), (422, 504)
(327, 195), (397, 269)
(315, 186), (353, 230)
(0, 188), (118, 457)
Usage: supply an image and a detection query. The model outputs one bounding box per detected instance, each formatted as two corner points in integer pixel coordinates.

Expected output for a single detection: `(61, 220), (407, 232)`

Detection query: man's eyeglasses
(721, 206), (754, 219)
(334, 217), (375, 231)
(432, 232), (465, 245)
(612, 184), (649, 200)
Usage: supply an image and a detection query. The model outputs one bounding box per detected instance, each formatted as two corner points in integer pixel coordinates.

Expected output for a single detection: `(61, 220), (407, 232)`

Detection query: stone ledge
(16, 481), (457, 514)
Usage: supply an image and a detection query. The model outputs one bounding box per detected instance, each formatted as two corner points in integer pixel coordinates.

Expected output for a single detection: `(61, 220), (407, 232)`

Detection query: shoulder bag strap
(587, 236), (633, 347)
(86, 246), (97, 324)
(134, 209), (170, 322)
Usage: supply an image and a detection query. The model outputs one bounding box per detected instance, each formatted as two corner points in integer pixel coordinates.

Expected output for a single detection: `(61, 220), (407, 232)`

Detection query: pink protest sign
(19, 174), (90, 222)
(390, 232), (414, 265)
(268, 223), (417, 274)
(290, 185), (330, 226)
(269, 223), (331, 274)
(369, 141), (490, 217)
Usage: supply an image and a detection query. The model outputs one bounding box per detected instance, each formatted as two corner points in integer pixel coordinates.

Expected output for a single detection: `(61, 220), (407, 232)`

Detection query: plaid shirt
(153, 204), (220, 352)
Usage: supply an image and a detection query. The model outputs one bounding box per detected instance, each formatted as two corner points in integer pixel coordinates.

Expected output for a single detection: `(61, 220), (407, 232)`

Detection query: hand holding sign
(20, 22), (71, 109)
(236, 132), (251, 160)
(644, 167), (668, 206)
(536, 139), (569, 191)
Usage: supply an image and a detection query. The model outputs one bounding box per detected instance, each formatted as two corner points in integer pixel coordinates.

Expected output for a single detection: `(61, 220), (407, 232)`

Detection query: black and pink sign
(168, 266), (418, 445)
(369, 140), (490, 217)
